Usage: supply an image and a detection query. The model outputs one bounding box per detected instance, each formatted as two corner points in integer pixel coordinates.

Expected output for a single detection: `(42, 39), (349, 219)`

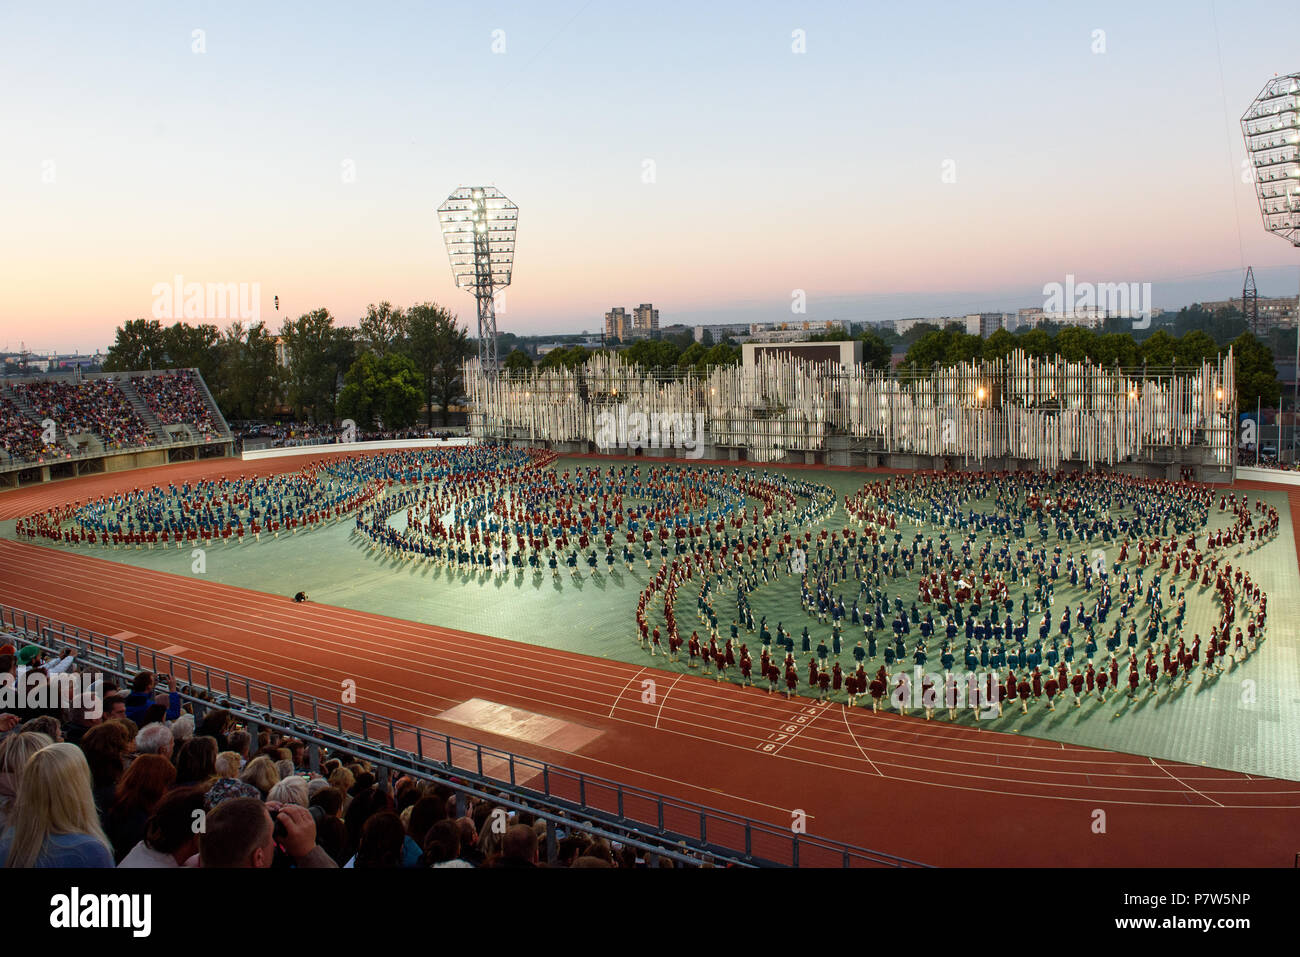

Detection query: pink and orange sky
(1, 1), (1298, 353)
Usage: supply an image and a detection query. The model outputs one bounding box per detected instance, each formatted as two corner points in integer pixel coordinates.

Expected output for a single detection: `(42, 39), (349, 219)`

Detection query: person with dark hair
(195, 709), (232, 752)
(118, 786), (205, 867)
(350, 811), (407, 868)
(405, 794), (445, 849)
(343, 786), (392, 861)
(490, 823), (538, 868)
(309, 785), (344, 819)
(423, 818), (472, 868)
(198, 797), (335, 868)
(314, 814), (349, 866)
(104, 753), (176, 862)
(79, 719), (135, 815)
(173, 735), (219, 790)
(455, 815), (484, 867)
(293, 592), (308, 603)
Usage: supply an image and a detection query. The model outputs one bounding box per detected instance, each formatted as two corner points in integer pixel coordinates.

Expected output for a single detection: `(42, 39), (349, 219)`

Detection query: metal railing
(0, 602), (927, 869)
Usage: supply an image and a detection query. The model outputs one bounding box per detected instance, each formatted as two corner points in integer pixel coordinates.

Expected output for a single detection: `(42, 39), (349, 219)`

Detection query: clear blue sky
(1, 0), (1298, 351)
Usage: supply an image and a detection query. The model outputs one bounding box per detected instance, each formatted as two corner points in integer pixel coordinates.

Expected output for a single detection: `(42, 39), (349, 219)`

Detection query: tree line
(101, 302), (470, 429)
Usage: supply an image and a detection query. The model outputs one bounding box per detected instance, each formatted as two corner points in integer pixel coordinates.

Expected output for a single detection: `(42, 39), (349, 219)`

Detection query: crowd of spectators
(235, 421), (460, 451)
(0, 392), (67, 464)
(0, 645), (704, 869)
(1237, 446), (1300, 470)
(131, 371), (222, 437)
(10, 379), (152, 451)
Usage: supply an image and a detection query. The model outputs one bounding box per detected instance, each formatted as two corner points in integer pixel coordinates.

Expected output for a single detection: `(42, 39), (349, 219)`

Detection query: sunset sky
(2, 0), (1299, 352)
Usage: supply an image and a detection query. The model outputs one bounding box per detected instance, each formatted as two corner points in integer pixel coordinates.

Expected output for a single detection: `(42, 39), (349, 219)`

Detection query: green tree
(281, 309), (345, 423)
(982, 328), (1018, 363)
(407, 302), (470, 426)
(358, 301), (408, 356)
(503, 348), (534, 374)
(1137, 329), (1178, 367)
(337, 351), (422, 431)
(1228, 332), (1281, 411)
(103, 319), (168, 372)
(213, 321), (281, 421)
(858, 329), (893, 370)
(162, 322), (221, 380)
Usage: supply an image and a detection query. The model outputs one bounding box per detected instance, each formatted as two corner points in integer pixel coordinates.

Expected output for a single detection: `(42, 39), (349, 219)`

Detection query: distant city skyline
(2, 1), (1299, 353)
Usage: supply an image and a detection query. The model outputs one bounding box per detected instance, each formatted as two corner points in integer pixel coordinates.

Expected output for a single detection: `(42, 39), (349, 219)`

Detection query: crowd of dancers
(635, 469), (1276, 720)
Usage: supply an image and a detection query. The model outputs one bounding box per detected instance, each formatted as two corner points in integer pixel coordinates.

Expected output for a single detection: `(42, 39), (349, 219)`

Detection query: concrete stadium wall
(240, 437), (475, 461)
(1234, 465), (1300, 487)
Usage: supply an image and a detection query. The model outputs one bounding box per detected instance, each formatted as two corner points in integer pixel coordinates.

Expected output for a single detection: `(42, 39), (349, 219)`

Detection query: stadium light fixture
(437, 185), (519, 371)
(1242, 72), (1300, 464)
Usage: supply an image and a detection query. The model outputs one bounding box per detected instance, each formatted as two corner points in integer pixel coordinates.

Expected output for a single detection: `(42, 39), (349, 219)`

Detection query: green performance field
(8, 457), (1298, 782)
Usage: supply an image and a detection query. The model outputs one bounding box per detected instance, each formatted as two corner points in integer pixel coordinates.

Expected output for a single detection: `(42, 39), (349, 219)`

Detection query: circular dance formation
(13, 449), (1276, 725)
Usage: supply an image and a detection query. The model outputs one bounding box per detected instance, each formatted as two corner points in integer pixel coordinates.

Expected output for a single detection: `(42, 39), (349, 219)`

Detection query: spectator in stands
(0, 732), (53, 833)
(79, 720), (135, 815)
(124, 672), (157, 723)
(0, 743), (114, 868)
(267, 775), (308, 808)
(117, 786), (206, 868)
(102, 694), (128, 723)
(422, 818), (473, 868)
(405, 794), (444, 849)
(173, 735), (218, 790)
(239, 755), (280, 799)
(196, 709), (233, 752)
(198, 797), (335, 868)
(329, 766), (355, 812)
(348, 811), (410, 868)
(168, 713), (195, 746)
(17, 715), (61, 742)
(104, 754), (176, 863)
(135, 722), (174, 759)
(226, 729), (251, 767)
(214, 751), (241, 778)
(491, 824), (540, 868)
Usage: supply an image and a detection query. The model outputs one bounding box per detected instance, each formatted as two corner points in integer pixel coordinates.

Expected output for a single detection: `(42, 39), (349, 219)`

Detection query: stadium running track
(3, 454), (1300, 867)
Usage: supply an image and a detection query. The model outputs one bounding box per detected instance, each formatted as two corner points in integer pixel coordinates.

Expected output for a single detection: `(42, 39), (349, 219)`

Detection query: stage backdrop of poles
(464, 348), (1236, 470)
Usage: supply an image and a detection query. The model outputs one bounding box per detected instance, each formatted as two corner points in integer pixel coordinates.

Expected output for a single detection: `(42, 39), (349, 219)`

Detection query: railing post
(308, 743), (321, 774)
(657, 799), (664, 834)
(578, 775), (586, 807)
(545, 820), (558, 866)
(617, 788), (624, 821)
(542, 766), (550, 797)
(700, 811), (707, 844)
(745, 822), (752, 862)
(388, 720), (395, 749)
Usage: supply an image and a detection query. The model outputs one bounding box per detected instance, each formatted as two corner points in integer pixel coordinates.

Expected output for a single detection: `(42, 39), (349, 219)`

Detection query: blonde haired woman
(214, 751), (241, 779)
(238, 755), (280, 799)
(0, 744), (113, 868)
(0, 732), (53, 832)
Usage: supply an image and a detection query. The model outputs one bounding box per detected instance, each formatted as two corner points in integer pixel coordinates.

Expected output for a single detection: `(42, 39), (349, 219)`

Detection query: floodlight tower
(437, 186), (518, 371)
(1242, 72), (1300, 462)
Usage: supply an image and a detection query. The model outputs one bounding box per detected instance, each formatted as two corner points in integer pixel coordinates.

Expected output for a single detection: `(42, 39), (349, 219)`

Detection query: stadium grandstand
(0, 370), (233, 488)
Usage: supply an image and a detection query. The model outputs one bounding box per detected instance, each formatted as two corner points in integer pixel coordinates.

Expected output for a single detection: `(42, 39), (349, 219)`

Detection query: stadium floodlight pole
(437, 186), (519, 373)
(1241, 72), (1300, 463)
